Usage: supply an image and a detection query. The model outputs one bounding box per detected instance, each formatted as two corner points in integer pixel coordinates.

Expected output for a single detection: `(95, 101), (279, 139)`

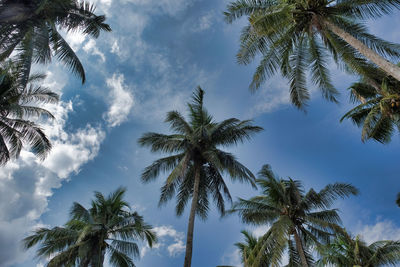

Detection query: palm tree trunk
(100, 248), (105, 267)
(293, 229), (309, 267)
(322, 19), (400, 81)
(183, 166), (201, 267)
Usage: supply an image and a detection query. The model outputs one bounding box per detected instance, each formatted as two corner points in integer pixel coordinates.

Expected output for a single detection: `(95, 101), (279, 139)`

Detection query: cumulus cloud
(64, 32), (107, 63)
(94, 0), (213, 124)
(356, 220), (400, 244)
(141, 225), (186, 258)
(83, 39), (106, 62)
(64, 31), (87, 52)
(0, 73), (106, 266)
(103, 73), (135, 128)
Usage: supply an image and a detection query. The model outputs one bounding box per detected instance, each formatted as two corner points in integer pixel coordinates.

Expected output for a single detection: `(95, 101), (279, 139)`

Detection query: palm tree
(23, 187), (156, 267)
(318, 232), (400, 266)
(224, 0), (400, 109)
(235, 230), (269, 267)
(0, 0), (111, 84)
(138, 87), (263, 267)
(0, 61), (58, 165)
(230, 164), (359, 267)
(340, 66), (400, 143)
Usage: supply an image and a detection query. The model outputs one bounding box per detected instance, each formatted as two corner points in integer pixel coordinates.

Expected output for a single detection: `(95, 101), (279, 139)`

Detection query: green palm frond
(0, 0), (111, 83)
(333, 0), (400, 20)
(139, 87), (261, 266)
(139, 87), (261, 217)
(342, 67), (400, 143)
(49, 25), (86, 83)
(319, 231), (400, 266)
(0, 61), (57, 165)
(230, 164), (358, 266)
(138, 133), (185, 153)
(288, 36), (310, 110)
(23, 188), (156, 266)
(308, 34), (339, 103)
(141, 153), (185, 182)
(225, 0), (400, 108)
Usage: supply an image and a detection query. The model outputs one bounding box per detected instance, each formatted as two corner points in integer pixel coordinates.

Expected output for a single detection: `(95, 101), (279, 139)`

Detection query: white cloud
(40, 69), (68, 95)
(221, 249), (242, 267)
(83, 39), (106, 62)
(109, 11), (149, 63)
(252, 225), (270, 238)
(64, 31), (87, 52)
(167, 239), (186, 257)
(0, 0), (216, 265)
(128, 58), (210, 123)
(192, 12), (215, 32)
(92, 0), (113, 8)
(94, 1), (214, 124)
(111, 40), (122, 57)
(103, 73), (135, 128)
(121, 0), (194, 17)
(356, 220), (400, 244)
(141, 225), (186, 258)
(41, 124), (105, 179)
(82, 0), (113, 17)
(0, 73), (106, 266)
(249, 76), (292, 116)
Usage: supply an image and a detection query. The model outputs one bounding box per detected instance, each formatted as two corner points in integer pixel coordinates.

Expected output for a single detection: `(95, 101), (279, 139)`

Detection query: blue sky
(1, 0), (400, 266)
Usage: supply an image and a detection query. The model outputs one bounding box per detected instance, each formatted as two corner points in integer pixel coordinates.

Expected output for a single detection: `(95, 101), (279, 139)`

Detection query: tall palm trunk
(93, 244), (105, 267)
(322, 19), (400, 81)
(183, 166), (201, 267)
(293, 229), (309, 267)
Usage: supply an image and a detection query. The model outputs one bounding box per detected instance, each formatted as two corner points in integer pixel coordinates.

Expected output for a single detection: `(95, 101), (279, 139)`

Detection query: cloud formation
(0, 100), (105, 266)
(0, 67), (110, 266)
(141, 225), (186, 258)
(104, 73), (135, 128)
(121, 0), (194, 17)
(83, 39), (106, 62)
(356, 220), (400, 244)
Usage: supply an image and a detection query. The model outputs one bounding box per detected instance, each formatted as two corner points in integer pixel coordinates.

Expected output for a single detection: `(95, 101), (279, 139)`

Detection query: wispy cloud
(191, 11), (216, 32)
(103, 73), (135, 128)
(83, 39), (106, 62)
(121, 0), (195, 17)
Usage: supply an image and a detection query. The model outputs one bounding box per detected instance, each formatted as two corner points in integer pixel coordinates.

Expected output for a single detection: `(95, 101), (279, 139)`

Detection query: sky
(1, 0), (400, 266)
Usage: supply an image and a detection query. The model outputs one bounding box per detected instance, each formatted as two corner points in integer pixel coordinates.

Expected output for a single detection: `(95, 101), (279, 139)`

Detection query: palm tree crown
(224, 0), (400, 109)
(23, 187), (156, 267)
(139, 86), (263, 267)
(230, 164), (358, 267)
(341, 66), (400, 143)
(235, 230), (269, 267)
(0, 62), (58, 165)
(318, 232), (400, 266)
(0, 0), (111, 84)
